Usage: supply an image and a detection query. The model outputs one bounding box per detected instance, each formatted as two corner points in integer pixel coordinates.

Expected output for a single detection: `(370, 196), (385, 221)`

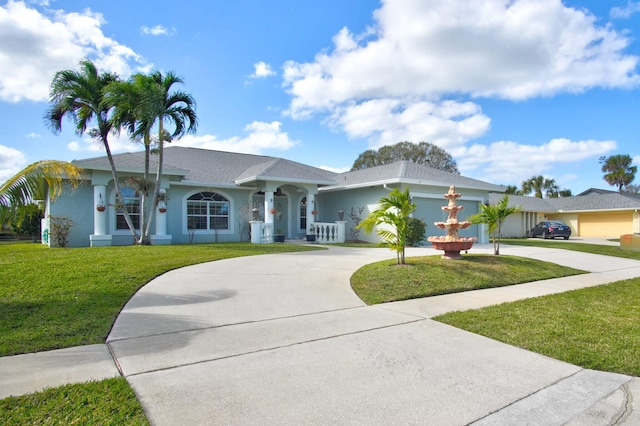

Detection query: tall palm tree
(357, 188), (416, 264)
(107, 74), (159, 244)
(469, 195), (520, 255)
(0, 160), (85, 226)
(521, 175), (558, 198)
(600, 154), (637, 192)
(141, 71), (197, 242)
(45, 59), (138, 240)
(108, 70), (197, 244)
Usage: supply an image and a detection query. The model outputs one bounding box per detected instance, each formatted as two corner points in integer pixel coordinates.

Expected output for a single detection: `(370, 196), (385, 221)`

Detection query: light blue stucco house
(43, 146), (504, 247)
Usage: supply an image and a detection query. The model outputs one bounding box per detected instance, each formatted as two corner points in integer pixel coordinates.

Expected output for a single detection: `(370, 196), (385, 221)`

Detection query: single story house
(494, 190), (640, 238)
(43, 146), (504, 247)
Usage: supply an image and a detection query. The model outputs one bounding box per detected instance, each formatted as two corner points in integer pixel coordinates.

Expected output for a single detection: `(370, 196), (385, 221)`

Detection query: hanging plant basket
(96, 205), (106, 212)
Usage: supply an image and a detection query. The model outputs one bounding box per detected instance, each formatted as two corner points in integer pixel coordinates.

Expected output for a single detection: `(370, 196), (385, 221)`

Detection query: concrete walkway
(2, 242), (640, 425)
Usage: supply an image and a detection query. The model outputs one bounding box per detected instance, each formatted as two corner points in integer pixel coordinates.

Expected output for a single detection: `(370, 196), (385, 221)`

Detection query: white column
(150, 189), (172, 245)
(265, 191), (275, 225)
(90, 185), (112, 247)
(306, 193), (316, 233)
(93, 185), (107, 235)
(155, 206), (167, 236)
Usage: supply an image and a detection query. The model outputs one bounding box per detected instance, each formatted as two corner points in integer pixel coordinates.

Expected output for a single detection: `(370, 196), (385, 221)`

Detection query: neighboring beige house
(492, 189), (640, 238)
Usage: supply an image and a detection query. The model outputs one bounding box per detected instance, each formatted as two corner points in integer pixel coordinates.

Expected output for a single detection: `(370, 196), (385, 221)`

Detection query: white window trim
(182, 189), (234, 235)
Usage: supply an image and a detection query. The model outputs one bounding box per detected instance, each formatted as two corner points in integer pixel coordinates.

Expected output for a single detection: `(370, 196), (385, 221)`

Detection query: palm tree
(142, 71), (197, 242)
(469, 195), (520, 255)
(107, 74), (159, 244)
(109, 71), (197, 244)
(600, 154), (637, 192)
(357, 188), (416, 264)
(45, 59), (138, 240)
(0, 160), (85, 226)
(504, 185), (520, 195)
(521, 175), (558, 198)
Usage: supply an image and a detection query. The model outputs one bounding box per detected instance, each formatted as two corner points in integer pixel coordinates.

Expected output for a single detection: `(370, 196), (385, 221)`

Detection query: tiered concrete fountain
(427, 185), (477, 259)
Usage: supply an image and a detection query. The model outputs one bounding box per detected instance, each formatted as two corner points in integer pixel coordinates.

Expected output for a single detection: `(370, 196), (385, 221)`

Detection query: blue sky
(1, 0), (640, 194)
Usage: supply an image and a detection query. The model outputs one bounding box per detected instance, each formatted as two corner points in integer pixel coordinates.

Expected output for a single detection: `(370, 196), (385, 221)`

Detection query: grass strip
(503, 238), (640, 260)
(435, 278), (640, 377)
(0, 242), (320, 356)
(351, 254), (586, 305)
(0, 377), (148, 425)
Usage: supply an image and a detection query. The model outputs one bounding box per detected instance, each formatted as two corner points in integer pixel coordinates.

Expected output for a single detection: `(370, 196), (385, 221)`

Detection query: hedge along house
(42, 146), (504, 247)
(493, 190), (640, 238)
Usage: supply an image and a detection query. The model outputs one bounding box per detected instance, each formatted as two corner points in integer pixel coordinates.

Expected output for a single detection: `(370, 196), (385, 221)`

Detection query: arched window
(116, 187), (140, 230)
(187, 192), (229, 230)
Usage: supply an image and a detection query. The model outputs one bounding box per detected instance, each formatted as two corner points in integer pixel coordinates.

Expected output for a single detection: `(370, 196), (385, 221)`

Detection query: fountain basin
(428, 237), (476, 259)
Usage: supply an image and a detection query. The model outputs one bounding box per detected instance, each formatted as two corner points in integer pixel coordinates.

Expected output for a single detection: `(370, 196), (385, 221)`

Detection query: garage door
(577, 212), (633, 237)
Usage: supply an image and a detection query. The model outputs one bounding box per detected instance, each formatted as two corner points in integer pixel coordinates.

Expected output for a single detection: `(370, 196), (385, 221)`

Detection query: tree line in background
(503, 154), (638, 197)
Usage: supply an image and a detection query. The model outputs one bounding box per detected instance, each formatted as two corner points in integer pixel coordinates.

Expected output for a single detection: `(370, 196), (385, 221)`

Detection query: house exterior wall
(566, 211), (634, 237)
(317, 186), (387, 243)
(47, 183), (94, 247)
(167, 185), (254, 244)
(318, 184), (487, 243)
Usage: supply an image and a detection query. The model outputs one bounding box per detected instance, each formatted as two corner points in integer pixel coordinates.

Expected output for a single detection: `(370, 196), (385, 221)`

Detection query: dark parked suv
(530, 220), (571, 240)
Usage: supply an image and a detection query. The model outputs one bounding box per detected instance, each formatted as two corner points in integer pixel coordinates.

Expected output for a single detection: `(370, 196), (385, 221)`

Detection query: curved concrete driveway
(107, 244), (640, 425)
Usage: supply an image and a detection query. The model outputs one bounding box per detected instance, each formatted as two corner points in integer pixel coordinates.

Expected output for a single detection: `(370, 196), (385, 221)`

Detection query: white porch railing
(250, 220), (346, 244)
(313, 222), (346, 244)
(260, 223), (273, 244)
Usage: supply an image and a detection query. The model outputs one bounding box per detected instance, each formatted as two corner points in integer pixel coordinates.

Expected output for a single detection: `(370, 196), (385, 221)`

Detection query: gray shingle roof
(325, 161), (505, 192)
(546, 193), (640, 211)
(74, 147), (337, 186)
(72, 147), (505, 192)
(488, 192), (640, 212)
(73, 151), (187, 176)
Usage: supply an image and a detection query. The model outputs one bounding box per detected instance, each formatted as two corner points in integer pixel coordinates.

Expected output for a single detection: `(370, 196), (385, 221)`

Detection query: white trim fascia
(319, 179), (402, 193)
(555, 207), (640, 213)
(234, 175), (335, 186)
(170, 180), (244, 189)
(411, 191), (486, 203)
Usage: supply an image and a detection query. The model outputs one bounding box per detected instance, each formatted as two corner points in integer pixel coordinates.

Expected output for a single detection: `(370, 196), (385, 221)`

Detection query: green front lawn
(351, 254), (586, 304)
(0, 242), (320, 356)
(436, 277), (640, 376)
(0, 378), (148, 425)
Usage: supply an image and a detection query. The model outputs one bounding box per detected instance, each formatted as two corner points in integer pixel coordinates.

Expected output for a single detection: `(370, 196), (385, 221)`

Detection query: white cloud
(0, 145), (27, 183)
(611, 2), (640, 19)
(0, 1), (148, 103)
(67, 131), (141, 154)
(172, 121), (298, 154)
(251, 61), (276, 78)
(140, 25), (176, 36)
(454, 138), (616, 184)
(283, 0), (638, 118)
(26, 132), (41, 138)
(328, 99), (491, 150)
